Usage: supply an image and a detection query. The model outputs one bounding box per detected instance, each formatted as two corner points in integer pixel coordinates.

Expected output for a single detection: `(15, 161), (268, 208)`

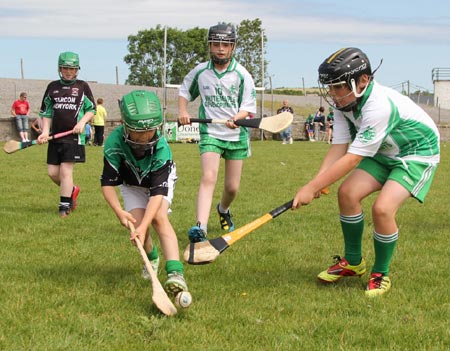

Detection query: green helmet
(120, 90), (163, 131)
(58, 51), (80, 68)
(58, 51), (80, 84)
(120, 90), (163, 154)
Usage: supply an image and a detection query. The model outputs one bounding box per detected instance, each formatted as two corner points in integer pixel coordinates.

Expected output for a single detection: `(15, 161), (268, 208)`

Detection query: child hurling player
(178, 23), (257, 243)
(38, 52), (96, 217)
(101, 90), (188, 295)
(292, 47), (440, 297)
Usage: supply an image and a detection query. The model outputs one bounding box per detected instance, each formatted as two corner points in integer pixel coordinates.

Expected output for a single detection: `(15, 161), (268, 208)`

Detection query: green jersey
(101, 126), (173, 193)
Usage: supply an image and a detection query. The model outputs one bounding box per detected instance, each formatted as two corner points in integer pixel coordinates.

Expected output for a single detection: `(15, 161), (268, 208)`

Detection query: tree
(124, 20), (268, 87)
(235, 19), (268, 88)
(124, 25), (208, 86)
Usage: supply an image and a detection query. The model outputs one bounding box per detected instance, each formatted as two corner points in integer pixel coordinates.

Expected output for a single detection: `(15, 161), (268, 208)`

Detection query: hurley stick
(3, 130), (74, 154)
(184, 200), (293, 265)
(188, 111), (293, 134)
(129, 222), (177, 316)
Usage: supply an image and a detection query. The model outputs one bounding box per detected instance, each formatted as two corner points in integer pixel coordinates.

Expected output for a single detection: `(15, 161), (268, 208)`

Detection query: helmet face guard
(318, 47), (372, 111)
(123, 130), (160, 157)
(208, 24), (236, 65)
(119, 90), (163, 155)
(58, 51), (80, 84)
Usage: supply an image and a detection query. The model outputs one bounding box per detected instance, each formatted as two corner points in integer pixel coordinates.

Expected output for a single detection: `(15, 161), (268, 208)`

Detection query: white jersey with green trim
(179, 59), (256, 142)
(333, 81), (440, 165)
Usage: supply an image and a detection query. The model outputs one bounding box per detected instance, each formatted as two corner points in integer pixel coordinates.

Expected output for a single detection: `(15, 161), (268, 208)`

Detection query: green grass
(1, 141), (449, 351)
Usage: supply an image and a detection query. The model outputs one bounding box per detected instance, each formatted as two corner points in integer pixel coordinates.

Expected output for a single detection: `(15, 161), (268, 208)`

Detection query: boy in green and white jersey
(292, 47), (440, 297)
(101, 90), (188, 296)
(178, 23), (256, 243)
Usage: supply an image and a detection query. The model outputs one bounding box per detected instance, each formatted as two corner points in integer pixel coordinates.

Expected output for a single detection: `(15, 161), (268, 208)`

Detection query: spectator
(31, 116), (43, 138)
(93, 97), (107, 146)
(326, 107), (334, 144)
(178, 23), (256, 243)
(85, 123), (92, 145)
(277, 99), (294, 144)
(305, 113), (315, 141)
(314, 106), (326, 141)
(11, 92), (30, 142)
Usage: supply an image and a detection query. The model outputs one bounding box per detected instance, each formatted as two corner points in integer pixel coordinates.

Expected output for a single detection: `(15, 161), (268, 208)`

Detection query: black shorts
(47, 143), (86, 165)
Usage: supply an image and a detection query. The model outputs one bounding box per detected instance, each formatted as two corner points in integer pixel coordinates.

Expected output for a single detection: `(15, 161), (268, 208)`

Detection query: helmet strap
(210, 43), (235, 66)
(351, 77), (371, 98)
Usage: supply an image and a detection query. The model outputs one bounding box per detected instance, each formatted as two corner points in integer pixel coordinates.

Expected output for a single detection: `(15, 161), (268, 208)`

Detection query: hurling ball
(175, 291), (192, 308)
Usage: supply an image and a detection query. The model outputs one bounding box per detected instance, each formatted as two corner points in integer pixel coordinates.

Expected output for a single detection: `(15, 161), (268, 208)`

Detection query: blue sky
(1, 0), (449, 91)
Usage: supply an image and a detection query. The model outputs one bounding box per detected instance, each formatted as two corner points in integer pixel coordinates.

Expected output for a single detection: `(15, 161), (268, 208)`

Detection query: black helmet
(208, 24), (236, 44)
(318, 47), (372, 111)
(318, 47), (371, 87)
(208, 24), (236, 65)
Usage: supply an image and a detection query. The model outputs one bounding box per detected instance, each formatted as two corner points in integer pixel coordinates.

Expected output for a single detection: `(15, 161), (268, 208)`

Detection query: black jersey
(39, 80), (96, 144)
(277, 106), (294, 114)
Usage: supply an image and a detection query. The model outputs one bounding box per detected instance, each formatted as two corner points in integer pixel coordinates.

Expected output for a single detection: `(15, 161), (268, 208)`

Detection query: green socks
(146, 246), (184, 275)
(165, 260), (184, 275)
(340, 213), (364, 266)
(372, 231), (398, 275)
(146, 245), (158, 261)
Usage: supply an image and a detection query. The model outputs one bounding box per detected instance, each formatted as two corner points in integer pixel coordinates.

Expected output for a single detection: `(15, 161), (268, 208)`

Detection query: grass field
(0, 140), (449, 351)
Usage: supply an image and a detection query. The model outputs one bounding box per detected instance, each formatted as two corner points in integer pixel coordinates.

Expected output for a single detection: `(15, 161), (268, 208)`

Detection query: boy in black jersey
(38, 52), (96, 217)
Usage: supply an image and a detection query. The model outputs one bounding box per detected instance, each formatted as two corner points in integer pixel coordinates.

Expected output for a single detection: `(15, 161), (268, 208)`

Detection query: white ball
(175, 291), (192, 308)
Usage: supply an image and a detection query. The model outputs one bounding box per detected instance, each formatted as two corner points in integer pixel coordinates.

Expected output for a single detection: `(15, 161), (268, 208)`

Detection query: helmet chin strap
(211, 55), (231, 65)
(350, 78), (370, 98)
(58, 70), (78, 85)
(338, 100), (358, 112)
(350, 59), (381, 98)
(210, 43), (235, 66)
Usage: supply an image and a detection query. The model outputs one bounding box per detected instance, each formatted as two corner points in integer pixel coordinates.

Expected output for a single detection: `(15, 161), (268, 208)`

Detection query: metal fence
(432, 67), (450, 82)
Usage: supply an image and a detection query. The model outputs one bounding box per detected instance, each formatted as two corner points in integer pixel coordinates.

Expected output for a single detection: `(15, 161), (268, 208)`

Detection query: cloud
(1, 0), (449, 45)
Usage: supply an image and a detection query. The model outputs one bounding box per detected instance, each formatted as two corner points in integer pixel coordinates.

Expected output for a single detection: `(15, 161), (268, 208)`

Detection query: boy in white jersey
(292, 47), (440, 297)
(178, 23), (257, 243)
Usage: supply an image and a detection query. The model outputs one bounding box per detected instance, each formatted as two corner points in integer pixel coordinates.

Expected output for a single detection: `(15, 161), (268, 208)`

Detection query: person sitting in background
(305, 113), (315, 141)
(11, 92), (30, 142)
(314, 106), (326, 141)
(326, 107), (334, 144)
(277, 99), (294, 144)
(31, 116), (43, 137)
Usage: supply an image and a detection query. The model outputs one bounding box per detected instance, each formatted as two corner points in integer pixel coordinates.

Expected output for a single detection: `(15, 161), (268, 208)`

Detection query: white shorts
(119, 163), (177, 212)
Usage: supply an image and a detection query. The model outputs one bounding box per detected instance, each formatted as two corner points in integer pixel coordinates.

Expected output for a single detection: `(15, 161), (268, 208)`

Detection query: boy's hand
(226, 118), (238, 129)
(178, 111), (191, 125)
(73, 121), (86, 134)
(37, 133), (49, 144)
(292, 185), (316, 209)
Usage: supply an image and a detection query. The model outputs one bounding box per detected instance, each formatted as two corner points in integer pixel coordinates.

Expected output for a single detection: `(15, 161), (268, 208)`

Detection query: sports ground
(0, 139), (448, 350)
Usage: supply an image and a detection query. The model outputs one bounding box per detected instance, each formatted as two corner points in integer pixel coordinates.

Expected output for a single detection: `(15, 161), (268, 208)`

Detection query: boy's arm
(101, 185), (135, 227)
(293, 145), (362, 208)
(73, 111), (94, 134)
(130, 195), (164, 246)
(178, 96), (191, 124)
